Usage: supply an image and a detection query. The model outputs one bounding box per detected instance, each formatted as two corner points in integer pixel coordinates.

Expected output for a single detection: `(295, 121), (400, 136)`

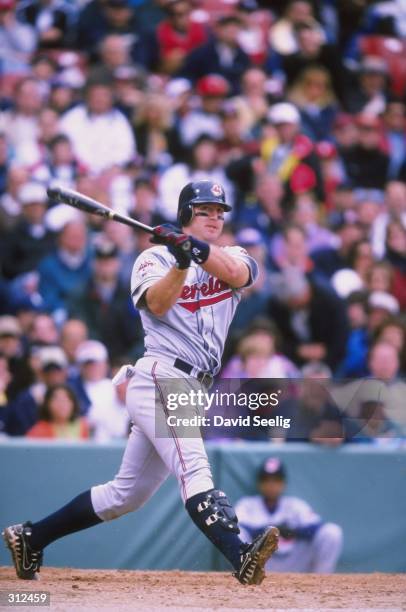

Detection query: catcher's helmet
(177, 180), (231, 226)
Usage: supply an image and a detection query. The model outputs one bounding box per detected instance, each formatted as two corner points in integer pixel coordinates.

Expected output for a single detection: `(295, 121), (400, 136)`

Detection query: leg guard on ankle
(195, 489), (240, 534)
(185, 489), (242, 569)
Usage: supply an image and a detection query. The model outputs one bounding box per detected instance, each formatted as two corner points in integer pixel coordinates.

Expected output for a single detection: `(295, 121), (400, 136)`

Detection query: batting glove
(187, 237), (210, 264)
(151, 224), (191, 269)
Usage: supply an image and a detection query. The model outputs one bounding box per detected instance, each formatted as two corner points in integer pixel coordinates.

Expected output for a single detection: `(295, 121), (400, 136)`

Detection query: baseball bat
(46, 184), (155, 234)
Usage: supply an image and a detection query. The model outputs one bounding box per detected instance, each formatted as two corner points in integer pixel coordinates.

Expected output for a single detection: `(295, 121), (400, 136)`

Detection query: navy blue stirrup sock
(185, 489), (243, 570)
(29, 490), (102, 550)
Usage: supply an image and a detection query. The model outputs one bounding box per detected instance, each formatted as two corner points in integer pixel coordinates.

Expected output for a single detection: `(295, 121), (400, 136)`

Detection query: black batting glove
(151, 224), (189, 248)
(167, 244), (192, 270)
(188, 237), (210, 264)
(151, 224), (191, 269)
(151, 225), (210, 266)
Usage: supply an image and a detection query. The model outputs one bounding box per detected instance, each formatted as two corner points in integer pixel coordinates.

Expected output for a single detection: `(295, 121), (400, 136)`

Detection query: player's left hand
(151, 224), (192, 269)
(151, 224), (210, 265)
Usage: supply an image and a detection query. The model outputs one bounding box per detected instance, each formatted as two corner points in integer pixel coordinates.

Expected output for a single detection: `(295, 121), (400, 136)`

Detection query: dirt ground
(0, 568), (405, 612)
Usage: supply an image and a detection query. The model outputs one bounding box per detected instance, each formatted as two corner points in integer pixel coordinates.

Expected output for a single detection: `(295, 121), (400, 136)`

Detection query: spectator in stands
(38, 219), (91, 321)
(157, 134), (234, 222)
(37, 134), (86, 189)
(0, 352), (11, 434)
(271, 224), (314, 274)
(0, 0), (37, 75)
(4, 345), (70, 436)
(150, 0), (208, 75)
(291, 193), (339, 253)
(278, 18), (344, 102)
(76, 0), (139, 57)
(345, 56), (390, 116)
(368, 290), (400, 334)
(48, 79), (77, 115)
(177, 74), (229, 148)
(179, 14), (251, 95)
(261, 103), (324, 203)
(68, 238), (142, 360)
(367, 261), (394, 294)
(338, 341), (406, 437)
(311, 219), (365, 279)
(340, 114), (390, 190)
(59, 76), (136, 176)
(268, 0), (317, 55)
(276, 361), (345, 444)
(26, 384), (89, 439)
(363, 0), (406, 38)
(217, 101), (257, 167)
(0, 315), (33, 401)
(233, 173), (283, 243)
(354, 189), (385, 238)
(337, 290), (370, 377)
(350, 399), (403, 443)
(371, 181), (406, 259)
(374, 317), (406, 376)
(268, 266), (349, 370)
(235, 457), (343, 571)
(231, 67), (269, 136)
(2, 183), (55, 280)
(347, 239), (374, 286)
(17, 0), (75, 49)
(332, 113), (358, 151)
(288, 65), (338, 142)
(135, 0), (167, 34)
(236, 0), (270, 66)
(224, 321), (299, 379)
(132, 93), (173, 172)
(27, 312), (59, 348)
(96, 34), (132, 74)
(383, 221), (406, 304)
(11, 105), (60, 169)
(75, 340), (129, 441)
(382, 99), (406, 179)
(0, 133), (8, 198)
(60, 319), (88, 376)
(0, 78), (43, 153)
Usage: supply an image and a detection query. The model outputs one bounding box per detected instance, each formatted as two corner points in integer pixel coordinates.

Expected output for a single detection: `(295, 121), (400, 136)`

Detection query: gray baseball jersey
(130, 245), (259, 375)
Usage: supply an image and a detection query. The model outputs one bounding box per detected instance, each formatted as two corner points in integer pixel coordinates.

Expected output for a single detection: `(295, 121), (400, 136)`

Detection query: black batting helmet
(257, 457), (286, 482)
(177, 180), (232, 226)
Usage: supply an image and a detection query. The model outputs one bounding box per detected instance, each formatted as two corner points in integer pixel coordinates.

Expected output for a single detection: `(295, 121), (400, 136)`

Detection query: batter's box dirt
(0, 568), (405, 611)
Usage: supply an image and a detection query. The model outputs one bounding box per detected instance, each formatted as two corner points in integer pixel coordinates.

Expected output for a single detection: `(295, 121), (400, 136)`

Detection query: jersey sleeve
(223, 245), (259, 289)
(130, 247), (173, 308)
(288, 497), (321, 528)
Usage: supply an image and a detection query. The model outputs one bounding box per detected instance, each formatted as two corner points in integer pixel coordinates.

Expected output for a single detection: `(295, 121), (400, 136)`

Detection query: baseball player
(235, 457), (343, 573)
(3, 180), (279, 585)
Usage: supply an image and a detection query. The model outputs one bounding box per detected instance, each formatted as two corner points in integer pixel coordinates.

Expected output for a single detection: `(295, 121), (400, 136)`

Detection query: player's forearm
(145, 267), (188, 316)
(200, 245), (249, 288)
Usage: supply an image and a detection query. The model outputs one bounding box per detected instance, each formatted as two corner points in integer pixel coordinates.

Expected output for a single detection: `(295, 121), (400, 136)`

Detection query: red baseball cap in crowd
(196, 74), (230, 97)
(0, 0), (15, 9)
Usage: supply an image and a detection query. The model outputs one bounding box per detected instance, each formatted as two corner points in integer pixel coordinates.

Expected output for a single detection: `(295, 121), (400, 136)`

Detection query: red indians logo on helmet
(211, 183), (223, 197)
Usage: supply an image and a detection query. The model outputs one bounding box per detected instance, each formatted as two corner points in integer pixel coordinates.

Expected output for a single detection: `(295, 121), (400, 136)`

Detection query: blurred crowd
(0, 0), (405, 442)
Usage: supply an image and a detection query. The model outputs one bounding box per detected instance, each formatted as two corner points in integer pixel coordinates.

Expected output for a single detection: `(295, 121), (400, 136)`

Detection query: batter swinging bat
(46, 184), (155, 234)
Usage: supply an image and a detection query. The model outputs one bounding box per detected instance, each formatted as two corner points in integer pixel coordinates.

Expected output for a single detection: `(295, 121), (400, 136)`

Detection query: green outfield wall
(0, 440), (405, 573)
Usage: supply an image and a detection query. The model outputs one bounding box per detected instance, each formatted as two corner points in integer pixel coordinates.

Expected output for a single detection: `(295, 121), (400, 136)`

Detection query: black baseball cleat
(234, 526), (279, 585)
(2, 522), (43, 580)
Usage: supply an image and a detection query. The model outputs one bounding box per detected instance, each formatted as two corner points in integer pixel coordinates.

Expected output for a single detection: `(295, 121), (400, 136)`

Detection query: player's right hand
(151, 224), (189, 248)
